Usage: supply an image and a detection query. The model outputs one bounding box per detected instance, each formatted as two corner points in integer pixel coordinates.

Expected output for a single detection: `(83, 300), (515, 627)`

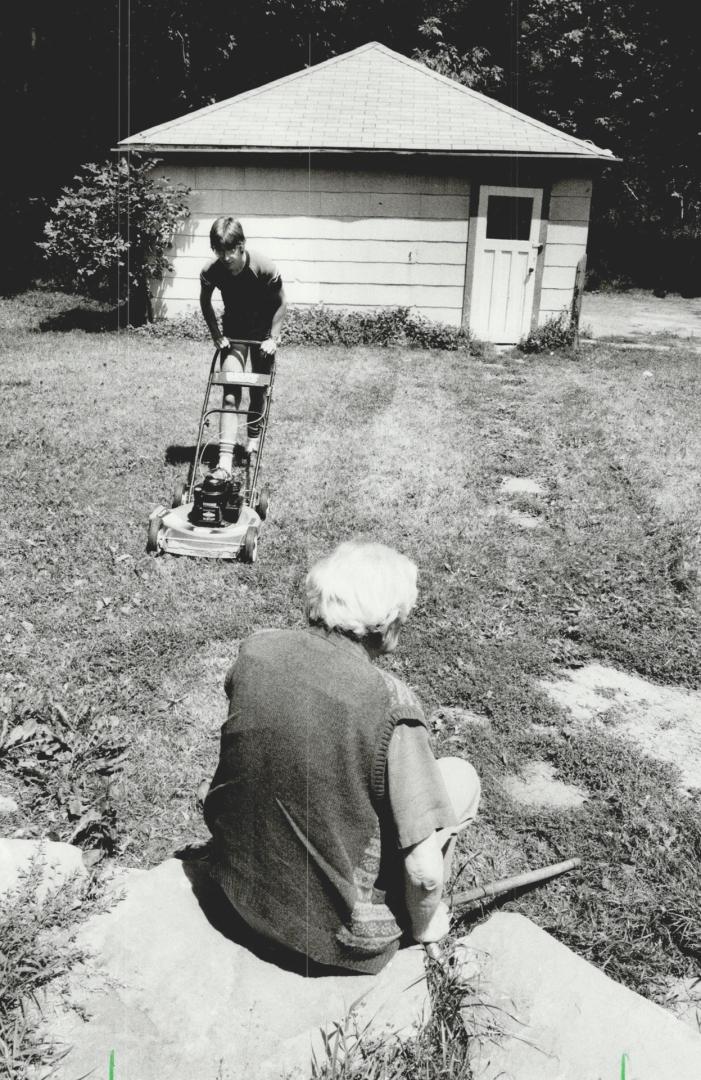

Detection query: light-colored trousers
(434, 756), (482, 875)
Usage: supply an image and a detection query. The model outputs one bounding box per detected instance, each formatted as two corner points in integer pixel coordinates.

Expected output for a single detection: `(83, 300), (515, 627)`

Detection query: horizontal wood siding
(161, 297), (463, 325)
(152, 163), (469, 325)
(538, 176), (591, 325)
(170, 255), (463, 287)
(173, 235), (466, 265)
(180, 215), (467, 241)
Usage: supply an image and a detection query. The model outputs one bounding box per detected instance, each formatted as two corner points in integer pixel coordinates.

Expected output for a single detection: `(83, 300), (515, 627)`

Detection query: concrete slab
(540, 664), (701, 791)
(43, 858), (428, 1080)
(502, 761), (588, 809)
(500, 477), (545, 495)
(460, 913), (701, 1080)
(0, 838), (87, 902)
(663, 978), (701, 1035)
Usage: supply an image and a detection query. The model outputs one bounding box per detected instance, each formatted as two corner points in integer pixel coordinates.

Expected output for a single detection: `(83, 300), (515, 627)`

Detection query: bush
(282, 305), (474, 350)
(39, 157), (190, 325)
(518, 312), (577, 354)
(135, 304), (481, 351)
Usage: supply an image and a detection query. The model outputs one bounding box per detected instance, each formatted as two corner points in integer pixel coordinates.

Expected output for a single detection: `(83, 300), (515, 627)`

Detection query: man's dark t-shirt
(200, 250), (283, 339)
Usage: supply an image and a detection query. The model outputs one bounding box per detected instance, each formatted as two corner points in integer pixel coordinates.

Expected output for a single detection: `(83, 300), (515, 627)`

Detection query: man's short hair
(305, 541), (418, 639)
(210, 216), (246, 252)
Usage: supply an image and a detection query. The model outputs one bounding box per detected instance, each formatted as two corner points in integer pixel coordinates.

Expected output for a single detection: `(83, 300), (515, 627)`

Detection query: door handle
(528, 243), (542, 274)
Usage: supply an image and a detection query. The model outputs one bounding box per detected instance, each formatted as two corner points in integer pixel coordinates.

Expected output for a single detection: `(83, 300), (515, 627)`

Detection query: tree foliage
(2, 0), (699, 290)
(518, 0), (700, 237)
(39, 158), (190, 322)
(412, 17), (503, 95)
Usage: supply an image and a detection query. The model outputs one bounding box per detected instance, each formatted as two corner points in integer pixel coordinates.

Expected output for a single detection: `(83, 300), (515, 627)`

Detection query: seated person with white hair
(203, 541), (481, 974)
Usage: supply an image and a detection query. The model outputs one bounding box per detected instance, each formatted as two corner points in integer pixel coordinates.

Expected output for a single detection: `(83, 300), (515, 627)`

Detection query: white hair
(305, 541), (418, 639)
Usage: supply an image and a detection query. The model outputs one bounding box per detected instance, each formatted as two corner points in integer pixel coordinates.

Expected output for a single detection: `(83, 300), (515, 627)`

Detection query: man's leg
(214, 346), (246, 476)
(434, 757), (481, 880)
(246, 346), (274, 453)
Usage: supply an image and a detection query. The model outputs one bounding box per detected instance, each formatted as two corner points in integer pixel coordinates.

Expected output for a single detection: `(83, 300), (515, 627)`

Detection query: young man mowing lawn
(200, 216), (286, 479)
(204, 541), (481, 974)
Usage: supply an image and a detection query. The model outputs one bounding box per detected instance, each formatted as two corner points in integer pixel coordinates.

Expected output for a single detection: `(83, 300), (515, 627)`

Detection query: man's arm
(260, 285), (287, 356)
(200, 277), (229, 349)
(387, 720), (457, 944)
(403, 831), (451, 942)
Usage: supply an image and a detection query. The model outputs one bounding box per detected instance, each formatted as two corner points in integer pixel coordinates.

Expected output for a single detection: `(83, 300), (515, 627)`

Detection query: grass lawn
(2, 290), (701, 1050)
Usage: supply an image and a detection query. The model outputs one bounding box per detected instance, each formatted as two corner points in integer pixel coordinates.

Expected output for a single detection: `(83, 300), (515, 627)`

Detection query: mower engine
(189, 474), (242, 528)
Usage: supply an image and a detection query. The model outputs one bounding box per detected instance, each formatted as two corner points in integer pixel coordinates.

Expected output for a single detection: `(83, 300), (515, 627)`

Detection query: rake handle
(450, 857), (581, 911)
(422, 857), (581, 963)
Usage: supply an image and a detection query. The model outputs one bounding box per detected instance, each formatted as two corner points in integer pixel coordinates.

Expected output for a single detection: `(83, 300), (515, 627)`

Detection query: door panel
(470, 186), (543, 343)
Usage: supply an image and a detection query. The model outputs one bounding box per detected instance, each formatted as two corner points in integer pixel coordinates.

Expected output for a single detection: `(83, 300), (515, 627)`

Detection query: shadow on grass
(38, 306), (124, 333)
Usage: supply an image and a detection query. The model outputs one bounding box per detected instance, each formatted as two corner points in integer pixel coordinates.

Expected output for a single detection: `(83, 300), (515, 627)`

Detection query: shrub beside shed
(119, 42), (617, 344)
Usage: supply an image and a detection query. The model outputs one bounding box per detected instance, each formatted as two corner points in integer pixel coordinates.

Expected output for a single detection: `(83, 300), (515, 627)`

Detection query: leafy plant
(39, 157), (190, 324)
(518, 311), (577, 354)
(413, 16), (504, 95)
(0, 858), (98, 1080)
(308, 959), (474, 1079)
(135, 304), (482, 352)
(0, 695), (128, 861)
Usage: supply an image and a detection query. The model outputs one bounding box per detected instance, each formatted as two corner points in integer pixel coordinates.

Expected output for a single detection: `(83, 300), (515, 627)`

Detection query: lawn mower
(147, 340), (275, 563)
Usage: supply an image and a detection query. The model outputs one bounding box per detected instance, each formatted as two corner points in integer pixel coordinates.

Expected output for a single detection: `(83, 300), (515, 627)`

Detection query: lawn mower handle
(423, 857), (581, 962)
(213, 338), (266, 353)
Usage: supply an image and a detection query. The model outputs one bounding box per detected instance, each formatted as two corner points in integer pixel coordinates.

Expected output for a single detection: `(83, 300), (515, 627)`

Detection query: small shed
(119, 42), (617, 344)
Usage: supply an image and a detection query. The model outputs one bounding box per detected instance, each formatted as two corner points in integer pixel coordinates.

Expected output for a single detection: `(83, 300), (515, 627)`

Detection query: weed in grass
(0, 856), (101, 1080)
(0, 693), (127, 860)
(473, 728), (701, 996)
(518, 312), (577, 354)
(307, 960), (473, 1080)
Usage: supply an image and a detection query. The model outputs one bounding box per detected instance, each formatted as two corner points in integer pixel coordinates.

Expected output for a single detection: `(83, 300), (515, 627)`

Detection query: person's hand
(413, 901), (451, 944)
(259, 336), (277, 357)
(215, 335), (231, 351)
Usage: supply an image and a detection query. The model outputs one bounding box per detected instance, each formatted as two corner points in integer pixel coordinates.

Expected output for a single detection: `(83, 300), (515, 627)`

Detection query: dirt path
(581, 290), (701, 341)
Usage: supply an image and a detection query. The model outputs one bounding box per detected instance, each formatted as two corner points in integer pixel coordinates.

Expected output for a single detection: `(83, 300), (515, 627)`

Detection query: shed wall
(537, 177), (591, 324)
(152, 162), (470, 326)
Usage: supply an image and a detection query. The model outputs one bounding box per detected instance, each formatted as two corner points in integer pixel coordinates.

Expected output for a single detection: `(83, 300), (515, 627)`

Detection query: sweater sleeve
(387, 721), (458, 849)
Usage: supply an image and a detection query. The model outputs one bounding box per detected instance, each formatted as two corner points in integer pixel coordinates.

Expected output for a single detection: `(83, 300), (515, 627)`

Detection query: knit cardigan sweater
(204, 626), (428, 974)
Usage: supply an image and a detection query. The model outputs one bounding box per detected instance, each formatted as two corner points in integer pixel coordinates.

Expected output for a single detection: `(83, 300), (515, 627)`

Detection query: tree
(412, 16), (503, 95)
(517, 0), (701, 236)
(39, 157), (190, 324)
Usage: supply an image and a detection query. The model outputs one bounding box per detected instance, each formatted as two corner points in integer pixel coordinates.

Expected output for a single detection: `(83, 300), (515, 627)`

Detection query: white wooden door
(469, 185), (543, 343)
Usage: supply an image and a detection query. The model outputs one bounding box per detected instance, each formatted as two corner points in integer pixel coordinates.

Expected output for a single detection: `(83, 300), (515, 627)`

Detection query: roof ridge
(120, 40), (614, 160)
(373, 43), (612, 157)
(124, 41), (383, 143)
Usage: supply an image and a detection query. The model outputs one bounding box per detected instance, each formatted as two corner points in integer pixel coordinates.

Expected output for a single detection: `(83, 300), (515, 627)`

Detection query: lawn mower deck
(148, 502), (261, 561)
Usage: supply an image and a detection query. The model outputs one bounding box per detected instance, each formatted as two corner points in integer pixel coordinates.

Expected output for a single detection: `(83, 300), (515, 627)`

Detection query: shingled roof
(119, 41), (615, 160)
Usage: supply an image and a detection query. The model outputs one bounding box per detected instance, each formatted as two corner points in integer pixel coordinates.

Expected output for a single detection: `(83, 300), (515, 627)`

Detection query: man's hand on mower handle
(215, 335), (231, 351)
(259, 336), (278, 358)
